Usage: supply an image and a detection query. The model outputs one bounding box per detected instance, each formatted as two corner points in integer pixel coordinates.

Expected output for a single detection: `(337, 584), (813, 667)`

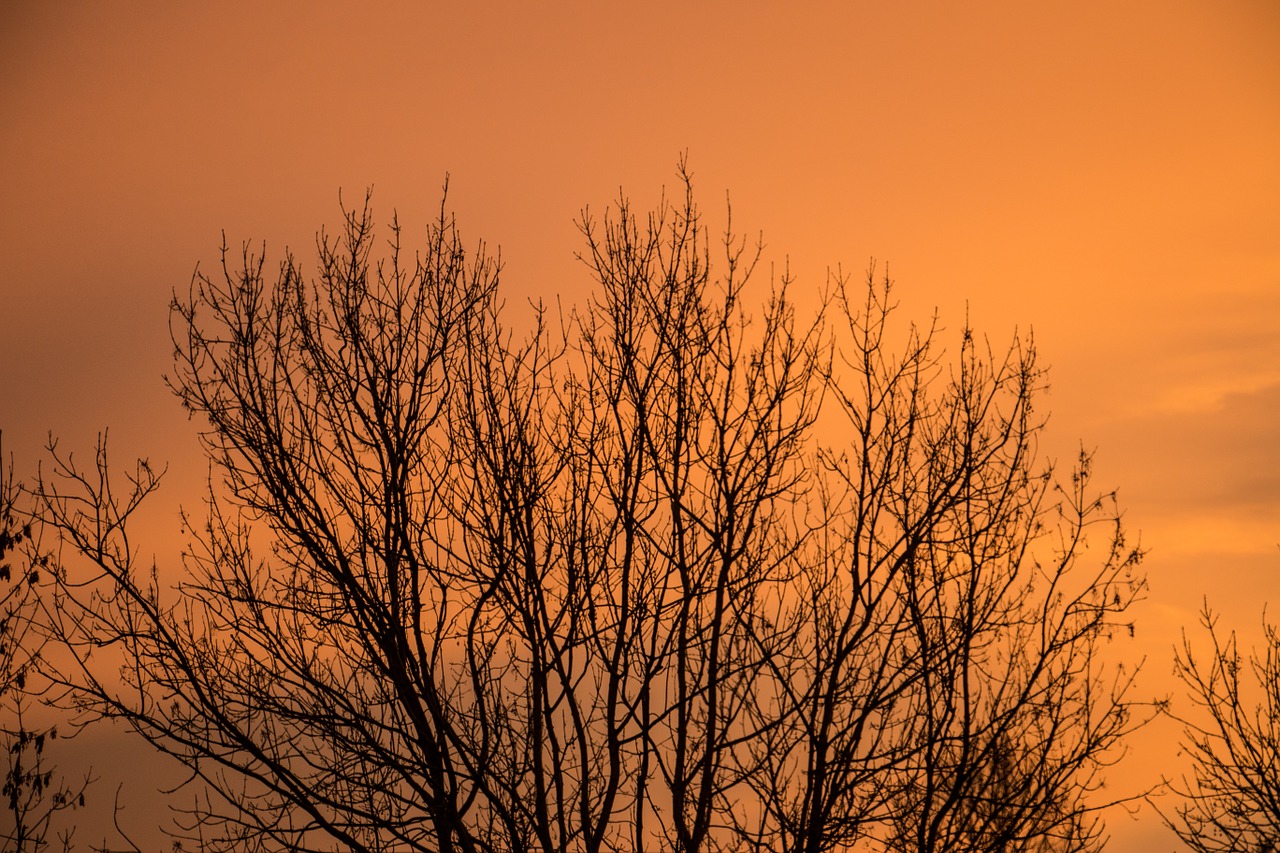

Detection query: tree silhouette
(1, 437), (89, 853)
(33, 166), (1149, 852)
(1160, 601), (1280, 853)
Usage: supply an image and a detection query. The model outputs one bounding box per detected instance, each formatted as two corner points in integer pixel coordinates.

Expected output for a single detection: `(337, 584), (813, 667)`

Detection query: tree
(1159, 601), (1280, 853)
(33, 167), (1149, 852)
(0, 437), (89, 853)
(731, 278), (1146, 853)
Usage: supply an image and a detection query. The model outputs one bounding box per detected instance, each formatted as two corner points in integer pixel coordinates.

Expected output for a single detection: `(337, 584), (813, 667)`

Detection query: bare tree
(0, 437), (89, 853)
(554, 176), (823, 852)
(728, 276), (1148, 853)
(1159, 601), (1280, 853)
(33, 167), (1149, 852)
(877, 438), (1147, 853)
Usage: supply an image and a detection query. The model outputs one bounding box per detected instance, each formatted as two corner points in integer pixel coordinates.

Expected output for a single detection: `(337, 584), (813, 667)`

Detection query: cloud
(1106, 380), (1280, 518)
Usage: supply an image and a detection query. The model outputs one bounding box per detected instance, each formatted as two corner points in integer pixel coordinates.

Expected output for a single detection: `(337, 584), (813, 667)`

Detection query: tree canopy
(28, 167), (1150, 853)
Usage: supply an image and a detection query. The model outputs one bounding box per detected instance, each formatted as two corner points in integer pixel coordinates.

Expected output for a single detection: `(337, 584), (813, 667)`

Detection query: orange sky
(2, 2), (1277, 849)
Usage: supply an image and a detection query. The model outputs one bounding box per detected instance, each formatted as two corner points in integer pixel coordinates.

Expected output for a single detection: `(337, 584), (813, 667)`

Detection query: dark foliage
(1, 438), (89, 853)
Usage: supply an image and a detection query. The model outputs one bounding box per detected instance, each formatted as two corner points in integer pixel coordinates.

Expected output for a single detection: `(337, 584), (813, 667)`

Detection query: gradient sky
(2, 2), (1277, 849)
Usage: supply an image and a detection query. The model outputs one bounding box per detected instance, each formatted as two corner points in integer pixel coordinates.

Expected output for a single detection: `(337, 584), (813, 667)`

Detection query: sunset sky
(2, 2), (1277, 849)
